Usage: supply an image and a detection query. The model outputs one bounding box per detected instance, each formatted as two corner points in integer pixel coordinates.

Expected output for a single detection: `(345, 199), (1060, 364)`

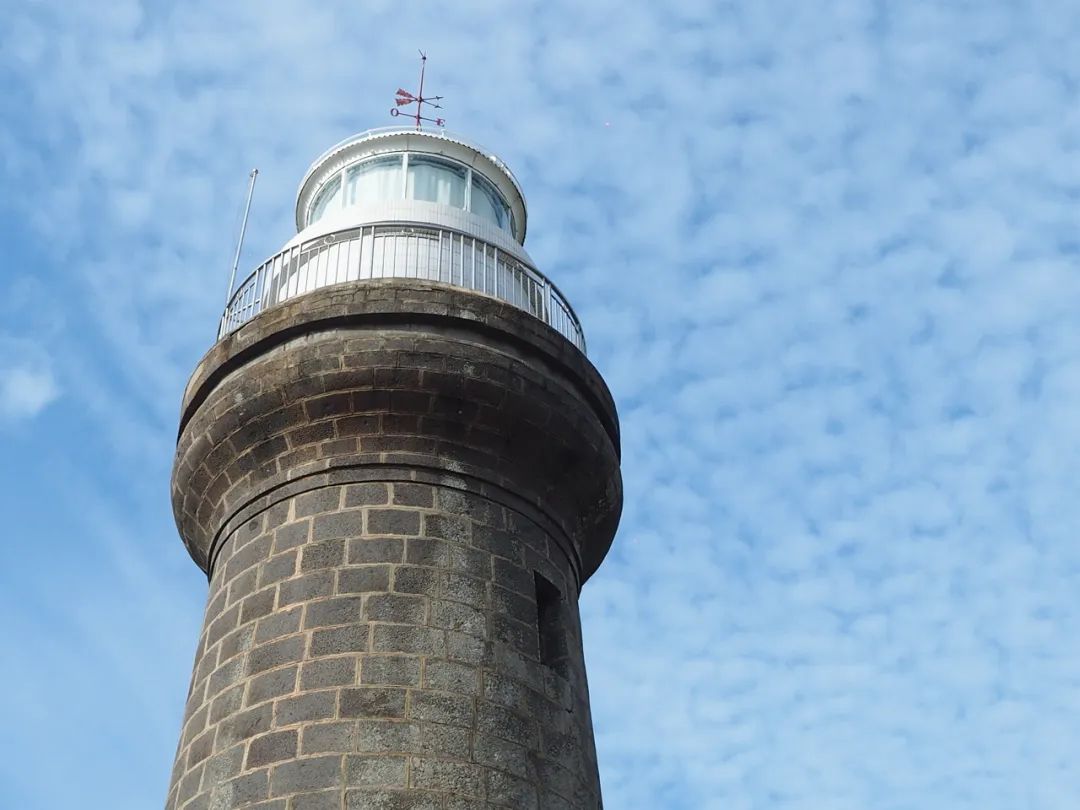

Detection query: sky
(3, 0), (1080, 807)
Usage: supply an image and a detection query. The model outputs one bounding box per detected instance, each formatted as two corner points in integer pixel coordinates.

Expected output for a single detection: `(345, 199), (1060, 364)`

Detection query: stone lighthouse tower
(166, 125), (621, 809)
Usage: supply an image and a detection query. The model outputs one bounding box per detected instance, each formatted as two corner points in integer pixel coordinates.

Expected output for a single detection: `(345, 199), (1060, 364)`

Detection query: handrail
(218, 223), (586, 354)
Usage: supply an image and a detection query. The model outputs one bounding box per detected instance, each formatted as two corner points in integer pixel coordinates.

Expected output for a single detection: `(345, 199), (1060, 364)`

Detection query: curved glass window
(306, 152), (516, 236)
(407, 156), (466, 208)
(344, 156), (403, 207)
(308, 174), (342, 224)
(471, 173), (511, 232)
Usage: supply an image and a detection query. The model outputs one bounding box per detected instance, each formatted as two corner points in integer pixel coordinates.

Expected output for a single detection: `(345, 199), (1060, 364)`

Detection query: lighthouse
(166, 120), (622, 809)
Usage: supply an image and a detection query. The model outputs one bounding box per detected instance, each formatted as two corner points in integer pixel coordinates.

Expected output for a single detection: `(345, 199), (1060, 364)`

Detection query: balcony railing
(219, 224), (586, 353)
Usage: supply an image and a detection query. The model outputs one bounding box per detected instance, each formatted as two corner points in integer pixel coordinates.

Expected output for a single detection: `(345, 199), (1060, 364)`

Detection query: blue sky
(3, 1), (1080, 807)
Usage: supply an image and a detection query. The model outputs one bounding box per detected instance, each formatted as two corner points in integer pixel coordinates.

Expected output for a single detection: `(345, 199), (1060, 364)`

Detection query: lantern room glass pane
(344, 155), (403, 206)
(308, 173), (342, 225)
(407, 157), (466, 208)
(470, 173), (511, 232)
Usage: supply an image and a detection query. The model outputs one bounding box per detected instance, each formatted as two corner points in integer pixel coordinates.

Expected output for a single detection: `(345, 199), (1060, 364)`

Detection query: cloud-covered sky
(4, 1), (1080, 807)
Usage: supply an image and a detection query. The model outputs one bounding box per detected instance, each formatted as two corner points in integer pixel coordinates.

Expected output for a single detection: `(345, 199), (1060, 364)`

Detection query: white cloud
(0, 365), (57, 420)
(5, 0), (1080, 808)
(0, 342), (59, 422)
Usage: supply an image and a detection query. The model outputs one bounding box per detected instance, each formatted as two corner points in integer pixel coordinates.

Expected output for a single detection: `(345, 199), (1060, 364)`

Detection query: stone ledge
(181, 280), (618, 450)
(172, 281), (622, 588)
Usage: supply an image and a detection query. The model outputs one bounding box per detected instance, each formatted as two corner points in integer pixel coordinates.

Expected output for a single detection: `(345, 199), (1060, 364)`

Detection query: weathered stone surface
(167, 282), (621, 808)
(172, 282), (620, 581)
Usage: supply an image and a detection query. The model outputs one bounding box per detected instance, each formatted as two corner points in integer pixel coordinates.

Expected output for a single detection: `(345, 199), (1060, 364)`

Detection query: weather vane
(391, 51), (445, 131)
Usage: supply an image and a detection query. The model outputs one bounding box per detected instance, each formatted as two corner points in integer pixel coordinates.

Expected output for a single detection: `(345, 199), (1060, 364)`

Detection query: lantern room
(220, 127), (585, 353)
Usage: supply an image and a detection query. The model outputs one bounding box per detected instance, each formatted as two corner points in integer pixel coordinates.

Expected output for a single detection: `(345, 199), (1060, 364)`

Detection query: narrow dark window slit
(535, 572), (570, 677)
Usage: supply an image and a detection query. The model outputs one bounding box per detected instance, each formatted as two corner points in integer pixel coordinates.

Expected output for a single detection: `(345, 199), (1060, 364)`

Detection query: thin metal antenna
(226, 168), (259, 302)
(390, 51), (445, 130)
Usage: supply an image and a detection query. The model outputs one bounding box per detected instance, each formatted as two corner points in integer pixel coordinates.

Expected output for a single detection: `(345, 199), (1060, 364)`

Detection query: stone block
(410, 758), (483, 796)
(440, 573), (487, 609)
(259, 551), (298, 587)
(345, 755), (408, 787)
(445, 632), (487, 665)
(423, 660), (480, 695)
(300, 538), (347, 571)
(210, 683), (245, 725)
(491, 558), (532, 597)
(404, 538), (448, 568)
(416, 722), (471, 759)
(310, 624), (370, 657)
(243, 800), (287, 810)
(347, 538), (404, 565)
(345, 790), (439, 810)
(246, 665), (298, 707)
(430, 600), (485, 638)
(269, 755), (343, 796)
(274, 690), (338, 726)
(371, 625), (445, 657)
(474, 733), (531, 779)
(344, 482), (390, 506)
(367, 509), (421, 536)
(391, 566), (439, 595)
(301, 657), (357, 690)
(360, 655), (421, 687)
(421, 513), (469, 544)
(476, 701), (535, 747)
(301, 721), (356, 755)
(338, 565), (393, 593)
(247, 636), (306, 676)
(241, 587), (277, 625)
(246, 731), (298, 768)
(217, 704), (273, 750)
(486, 769), (539, 809)
(312, 511), (364, 542)
(391, 483), (434, 508)
(219, 624), (256, 663)
(274, 521), (311, 553)
(339, 688), (407, 719)
(365, 593), (426, 624)
(295, 489), (341, 517)
(408, 691), (473, 727)
(278, 572), (335, 607)
(255, 607), (303, 644)
(227, 568), (259, 607)
(354, 720), (421, 754)
(291, 790), (340, 810)
(208, 657), (246, 697)
(304, 596), (364, 629)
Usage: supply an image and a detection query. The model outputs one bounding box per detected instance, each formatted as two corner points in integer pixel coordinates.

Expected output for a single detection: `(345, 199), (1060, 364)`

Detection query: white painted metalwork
(305, 152), (514, 235)
(295, 128), (528, 243)
(219, 223), (586, 353)
(300, 127), (524, 202)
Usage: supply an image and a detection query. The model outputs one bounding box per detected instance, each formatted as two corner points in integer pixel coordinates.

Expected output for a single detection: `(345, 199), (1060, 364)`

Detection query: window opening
(308, 173), (342, 226)
(344, 155), (404, 207)
(535, 572), (569, 677)
(470, 172), (512, 232)
(407, 156), (466, 208)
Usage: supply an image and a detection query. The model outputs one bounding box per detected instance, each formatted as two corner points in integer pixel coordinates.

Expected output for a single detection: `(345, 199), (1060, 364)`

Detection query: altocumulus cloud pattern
(3, 1), (1080, 808)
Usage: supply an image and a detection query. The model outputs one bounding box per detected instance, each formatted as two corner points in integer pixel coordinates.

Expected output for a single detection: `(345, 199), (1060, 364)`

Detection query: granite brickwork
(167, 281), (621, 809)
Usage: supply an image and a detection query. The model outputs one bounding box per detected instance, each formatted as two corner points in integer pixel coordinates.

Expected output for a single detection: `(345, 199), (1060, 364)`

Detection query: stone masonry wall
(166, 478), (600, 810)
(168, 284), (622, 809)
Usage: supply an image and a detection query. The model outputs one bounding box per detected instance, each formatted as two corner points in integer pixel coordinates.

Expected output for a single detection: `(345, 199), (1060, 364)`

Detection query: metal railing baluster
(218, 224), (586, 351)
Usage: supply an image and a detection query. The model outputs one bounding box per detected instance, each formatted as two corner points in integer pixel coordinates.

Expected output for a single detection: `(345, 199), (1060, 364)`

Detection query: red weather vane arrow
(391, 51), (445, 131)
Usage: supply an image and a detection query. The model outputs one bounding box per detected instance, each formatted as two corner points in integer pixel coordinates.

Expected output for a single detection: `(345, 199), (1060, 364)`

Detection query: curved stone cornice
(172, 280), (622, 587)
